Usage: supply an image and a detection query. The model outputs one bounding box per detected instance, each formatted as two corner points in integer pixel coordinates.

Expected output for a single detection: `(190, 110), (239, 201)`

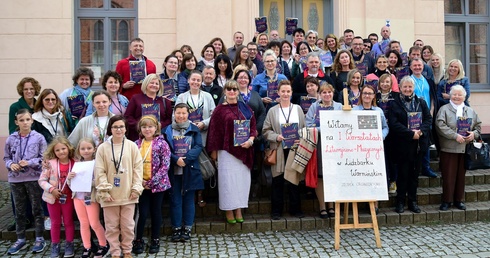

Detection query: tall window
(259, 0), (333, 41)
(445, 0), (489, 89)
(75, 0), (137, 85)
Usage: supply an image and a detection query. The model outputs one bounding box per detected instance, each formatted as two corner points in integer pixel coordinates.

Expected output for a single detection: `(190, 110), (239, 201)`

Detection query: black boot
(408, 201), (421, 213)
(395, 201), (404, 213)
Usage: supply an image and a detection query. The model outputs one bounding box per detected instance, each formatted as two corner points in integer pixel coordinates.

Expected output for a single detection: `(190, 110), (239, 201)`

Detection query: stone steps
(1, 169), (489, 240)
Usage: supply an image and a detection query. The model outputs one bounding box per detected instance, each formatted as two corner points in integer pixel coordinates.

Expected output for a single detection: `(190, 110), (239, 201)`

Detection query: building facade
(0, 0), (488, 178)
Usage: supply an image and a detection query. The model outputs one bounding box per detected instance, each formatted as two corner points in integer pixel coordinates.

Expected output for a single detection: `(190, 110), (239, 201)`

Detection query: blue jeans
(423, 148), (431, 172)
(170, 175), (196, 228)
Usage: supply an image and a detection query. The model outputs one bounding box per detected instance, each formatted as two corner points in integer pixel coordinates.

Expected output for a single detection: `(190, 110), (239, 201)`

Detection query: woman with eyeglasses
(291, 41), (312, 79)
(252, 50), (288, 107)
(68, 91), (114, 147)
(32, 89), (74, 144)
(95, 115), (143, 258)
(232, 45), (257, 78)
(207, 80), (257, 224)
(353, 85), (389, 213)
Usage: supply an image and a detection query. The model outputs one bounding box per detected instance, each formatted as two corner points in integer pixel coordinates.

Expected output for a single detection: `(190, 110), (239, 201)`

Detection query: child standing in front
(67, 138), (108, 258)
(4, 109), (47, 255)
(38, 136), (76, 258)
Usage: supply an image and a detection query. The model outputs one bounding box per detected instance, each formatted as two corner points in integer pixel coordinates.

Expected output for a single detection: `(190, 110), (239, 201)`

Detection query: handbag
(199, 149), (216, 180)
(465, 140), (490, 170)
(263, 148), (277, 166)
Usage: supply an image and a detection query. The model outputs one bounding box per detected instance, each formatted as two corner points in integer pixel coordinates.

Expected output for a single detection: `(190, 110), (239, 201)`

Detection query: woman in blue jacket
(164, 103), (203, 243)
(437, 59), (470, 107)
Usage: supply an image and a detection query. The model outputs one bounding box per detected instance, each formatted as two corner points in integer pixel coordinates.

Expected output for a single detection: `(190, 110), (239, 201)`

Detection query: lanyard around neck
(111, 138), (125, 174)
(280, 103), (293, 123)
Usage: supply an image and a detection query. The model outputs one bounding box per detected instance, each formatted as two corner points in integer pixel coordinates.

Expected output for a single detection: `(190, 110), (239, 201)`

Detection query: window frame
(74, 0), (138, 85)
(445, 0), (490, 92)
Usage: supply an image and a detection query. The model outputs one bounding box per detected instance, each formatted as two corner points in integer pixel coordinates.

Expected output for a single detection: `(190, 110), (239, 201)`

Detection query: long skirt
(218, 150), (251, 210)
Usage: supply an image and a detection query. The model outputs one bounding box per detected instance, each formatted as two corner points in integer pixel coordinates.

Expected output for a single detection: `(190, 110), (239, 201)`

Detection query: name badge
(114, 177), (120, 187)
(59, 194), (67, 204)
(84, 195), (91, 205)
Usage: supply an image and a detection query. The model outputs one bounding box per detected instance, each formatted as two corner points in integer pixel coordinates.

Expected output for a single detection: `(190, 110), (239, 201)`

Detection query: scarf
(450, 99), (465, 117)
(400, 93), (416, 112)
(33, 108), (63, 136)
(171, 119), (191, 135)
(74, 85), (92, 100)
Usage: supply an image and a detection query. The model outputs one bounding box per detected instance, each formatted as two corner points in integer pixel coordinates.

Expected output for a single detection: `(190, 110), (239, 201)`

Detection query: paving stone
(399, 212), (413, 224)
(440, 210), (453, 222)
(477, 208), (490, 220)
(255, 219), (271, 232)
(465, 208), (478, 222)
(426, 209), (440, 222)
(466, 190), (478, 202)
(477, 190), (489, 201)
(300, 217), (316, 230)
(413, 212), (427, 224)
(452, 209), (466, 222)
(286, 217), (301, 230)
(385, 212), (400, 225)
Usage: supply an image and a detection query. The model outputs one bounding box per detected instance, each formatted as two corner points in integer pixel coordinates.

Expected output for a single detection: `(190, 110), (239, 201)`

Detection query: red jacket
(115, 55), (156, 101)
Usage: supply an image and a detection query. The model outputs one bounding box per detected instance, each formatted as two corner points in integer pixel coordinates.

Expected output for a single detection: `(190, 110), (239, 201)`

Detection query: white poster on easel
(319, 110), (388, 202)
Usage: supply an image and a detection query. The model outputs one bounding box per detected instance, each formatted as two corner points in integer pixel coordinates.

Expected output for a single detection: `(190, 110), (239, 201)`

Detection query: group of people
(4, 25), (482, 258)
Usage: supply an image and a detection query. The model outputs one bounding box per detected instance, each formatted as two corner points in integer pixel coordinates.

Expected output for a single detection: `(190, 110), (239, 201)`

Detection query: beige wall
(139, 0), (259, 74)
(334, 0), (445, 55)
(0, 0), (488, 181)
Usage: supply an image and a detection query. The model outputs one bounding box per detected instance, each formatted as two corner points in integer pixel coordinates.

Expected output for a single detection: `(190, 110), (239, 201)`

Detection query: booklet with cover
(233, 120), (251, 146)
(129, 60), (147, 84)
(67, 94), (86, 119)
(173, 136), (192, 157)
(280, 123), (299, 149)
(407, 112), (422, 130)
(457, 117), (472, 136)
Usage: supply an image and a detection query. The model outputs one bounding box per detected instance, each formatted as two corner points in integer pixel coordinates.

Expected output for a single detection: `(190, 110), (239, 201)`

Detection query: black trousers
(396, 144), (423, 204)
(270, 149), (301, 215)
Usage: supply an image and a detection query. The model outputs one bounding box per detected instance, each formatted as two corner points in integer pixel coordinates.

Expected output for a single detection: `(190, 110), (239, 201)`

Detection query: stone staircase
(1, 166), (490, 240)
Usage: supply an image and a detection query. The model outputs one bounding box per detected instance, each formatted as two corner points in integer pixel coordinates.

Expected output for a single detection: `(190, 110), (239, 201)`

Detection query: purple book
(407, 112), (422, 130)
(233, 120), (250, 146)
(457, 117), (472, 136)
(255, 17), (268, 33)
(141, 103), (160, 121)
(173, 136), (192, 157)
(285, 18), (298, 35)
(162, 79), (176, 101)
(129, 60), (147, 84)
(300, 96), (316, 114)
(267, 79), (279, 102)
(188, 107), (203, 123)
(67, 94), (86, 119)
(280, 123), (299, 149)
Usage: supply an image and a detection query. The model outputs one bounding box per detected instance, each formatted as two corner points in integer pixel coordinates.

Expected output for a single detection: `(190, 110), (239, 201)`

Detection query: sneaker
(132, 239), (144, 254)
(81, 248), (92, 258)
(7, 240), (26, 255)
(44, 217), (51, 230)
(7, 220), (16, 231)
(32, 239), (46, 253)
(123, 253), (133, 258)
(180, 227), (192, 242)
(388, 181), (397, 194)
(64, 241), (74, 258)
(148, 238), (160, 254)
(171, 227), (182, 242)
(51, 243), (60, 258)
(93, 245), (109, 258)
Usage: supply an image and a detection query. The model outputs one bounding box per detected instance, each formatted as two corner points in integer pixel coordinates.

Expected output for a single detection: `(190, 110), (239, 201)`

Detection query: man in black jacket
(200, 66), (222, 106)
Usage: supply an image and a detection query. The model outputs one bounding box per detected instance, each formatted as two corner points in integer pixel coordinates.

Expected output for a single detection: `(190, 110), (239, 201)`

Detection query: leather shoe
(395, 202), (404, 213)
(422, 168), (438, 178)
(408, 202), (421, 213)
(439, 202), (450, 211)
(454, 202), (466, 210)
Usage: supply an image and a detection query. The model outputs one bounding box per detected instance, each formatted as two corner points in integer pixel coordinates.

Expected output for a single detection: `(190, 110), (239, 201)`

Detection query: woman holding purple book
(435, 85), (481, 211)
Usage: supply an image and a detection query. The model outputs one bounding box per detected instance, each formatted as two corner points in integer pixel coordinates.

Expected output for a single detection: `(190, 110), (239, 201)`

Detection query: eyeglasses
(362, 92), (375, 96)
(225, 87), (238, 91)
(112, 126), (126, 130)
(43, 98), (56, 102)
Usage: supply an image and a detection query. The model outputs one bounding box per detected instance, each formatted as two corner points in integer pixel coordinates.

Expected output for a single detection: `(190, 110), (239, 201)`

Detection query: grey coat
(435, 103), (481, 154)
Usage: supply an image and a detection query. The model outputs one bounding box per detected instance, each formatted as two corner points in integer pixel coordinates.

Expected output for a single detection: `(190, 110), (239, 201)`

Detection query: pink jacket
(38, 159), (74, 204)
(365, 73), (399, 92)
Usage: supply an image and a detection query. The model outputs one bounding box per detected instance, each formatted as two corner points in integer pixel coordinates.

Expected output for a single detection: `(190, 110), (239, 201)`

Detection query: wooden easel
(334, 200), (381, 250)
(330, 92), (381, 250)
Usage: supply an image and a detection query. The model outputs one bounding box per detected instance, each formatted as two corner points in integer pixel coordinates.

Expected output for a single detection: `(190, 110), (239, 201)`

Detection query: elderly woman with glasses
(251, 50), (288, 108)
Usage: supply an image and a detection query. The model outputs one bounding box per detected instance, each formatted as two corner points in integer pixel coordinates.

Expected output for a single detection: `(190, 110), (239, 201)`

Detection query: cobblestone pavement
(0, 221), (489, 257)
